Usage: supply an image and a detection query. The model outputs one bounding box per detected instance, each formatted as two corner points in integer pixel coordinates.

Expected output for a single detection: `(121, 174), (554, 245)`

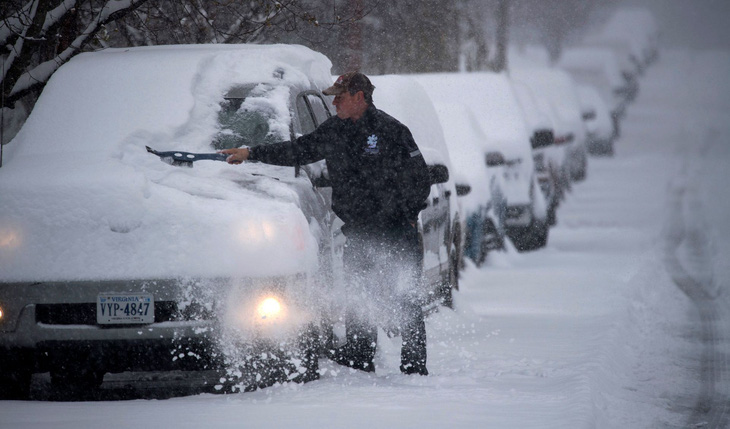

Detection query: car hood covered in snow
(0, 44), (335, 282)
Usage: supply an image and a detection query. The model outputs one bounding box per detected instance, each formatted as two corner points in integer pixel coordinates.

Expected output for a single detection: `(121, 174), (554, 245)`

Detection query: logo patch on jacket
(365, 134), (379, 155)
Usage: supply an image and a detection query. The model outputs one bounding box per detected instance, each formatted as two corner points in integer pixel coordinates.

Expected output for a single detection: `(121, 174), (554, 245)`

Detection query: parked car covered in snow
(0, 44), (348, 398)
(432, 101), (507, 265)
(588, 6), (660, 71)
(370, 75), (463, 305)
(511, 80), (565, 226)
(511, 67), (589, 183)
(558, 46), (636, 125)
(414, 72), (548, 252)
(575, 84), (616, 156)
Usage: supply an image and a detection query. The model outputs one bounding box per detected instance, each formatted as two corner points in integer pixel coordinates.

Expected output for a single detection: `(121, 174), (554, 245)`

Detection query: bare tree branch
(2, 0), (148, 108)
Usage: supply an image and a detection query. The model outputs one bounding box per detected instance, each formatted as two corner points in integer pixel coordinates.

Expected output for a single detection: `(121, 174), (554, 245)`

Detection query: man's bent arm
(222, 121), (333, 166)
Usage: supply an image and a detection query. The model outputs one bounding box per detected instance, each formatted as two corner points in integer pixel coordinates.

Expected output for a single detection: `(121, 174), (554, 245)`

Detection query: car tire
(50, 368), (105, 399)
(571, 150), (588, 182)
(478, 218), (504, 265)
(436, 248), (457, 309)
(51, 368), (105, 389)
(221, 327), (321, 393)
(509, 218), (549, 252)
(293, 323), (321, 383)
(0, 369), (32, 400)
(547, 200), (558, 227)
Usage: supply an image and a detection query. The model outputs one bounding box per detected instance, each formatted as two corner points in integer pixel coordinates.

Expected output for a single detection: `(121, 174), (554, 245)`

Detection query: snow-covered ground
(2, 49), (729, 429)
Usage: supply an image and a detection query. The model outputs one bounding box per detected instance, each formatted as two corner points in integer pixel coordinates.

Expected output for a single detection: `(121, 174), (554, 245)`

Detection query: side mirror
(455, 183), (471, 197)
(530, 129), (554, 149)
(582, 110), (597, 121)
(428, 164), (449, 185)
(485, 151), (506, 167)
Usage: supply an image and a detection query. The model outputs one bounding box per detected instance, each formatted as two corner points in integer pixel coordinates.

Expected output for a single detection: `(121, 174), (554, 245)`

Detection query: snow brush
(145, 146), (228, 168)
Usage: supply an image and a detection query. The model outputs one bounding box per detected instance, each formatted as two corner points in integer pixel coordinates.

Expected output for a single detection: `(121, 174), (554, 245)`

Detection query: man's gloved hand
(220, 147), (250, 164)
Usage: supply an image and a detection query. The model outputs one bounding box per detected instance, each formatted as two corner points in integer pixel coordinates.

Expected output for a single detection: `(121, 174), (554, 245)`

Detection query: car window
(296, 95), (317, 135)
(307, 94), (331, 125)
(295, 92), (331, 181)
(213, 84), (291, 150)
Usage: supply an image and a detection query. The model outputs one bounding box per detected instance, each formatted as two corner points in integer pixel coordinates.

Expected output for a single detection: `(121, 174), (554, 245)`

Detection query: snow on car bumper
(0, 275), (319, 374)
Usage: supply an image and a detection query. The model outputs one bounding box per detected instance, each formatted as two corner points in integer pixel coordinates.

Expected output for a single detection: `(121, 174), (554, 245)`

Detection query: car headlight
(234, 218), (307, 251)
(236, 220), (278, 246)
(0, 227), (21, 250)
(222, 277), (316, 340)
(230, 292), (289, 328)
(257, 297), (283, 321)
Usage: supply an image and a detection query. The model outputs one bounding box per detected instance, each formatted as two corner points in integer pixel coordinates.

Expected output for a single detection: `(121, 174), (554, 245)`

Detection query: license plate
(97, 293), (154, 324)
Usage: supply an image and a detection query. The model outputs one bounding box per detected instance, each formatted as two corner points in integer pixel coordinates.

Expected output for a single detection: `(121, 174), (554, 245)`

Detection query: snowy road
(1, 49), (729, 429)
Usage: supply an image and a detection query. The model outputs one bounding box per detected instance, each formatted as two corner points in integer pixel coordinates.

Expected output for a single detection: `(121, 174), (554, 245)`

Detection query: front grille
(35, 301), (210, 325)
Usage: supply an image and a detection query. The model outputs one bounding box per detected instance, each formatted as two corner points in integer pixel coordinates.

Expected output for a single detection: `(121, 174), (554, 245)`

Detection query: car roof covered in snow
(510, 67), (587, 141)
(558, 47), (626, 89)
(369, 74), (458, 217)
(7, 44), (334, 160)
(413, 72), (532, 161)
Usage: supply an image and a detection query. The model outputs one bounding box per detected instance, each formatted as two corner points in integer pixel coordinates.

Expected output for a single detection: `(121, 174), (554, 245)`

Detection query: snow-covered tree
(1, 1), (148, 110)
(0, 0), (356, 144)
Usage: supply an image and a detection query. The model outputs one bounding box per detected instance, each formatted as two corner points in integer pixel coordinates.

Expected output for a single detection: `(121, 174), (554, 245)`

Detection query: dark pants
(337, 223), (428, 375)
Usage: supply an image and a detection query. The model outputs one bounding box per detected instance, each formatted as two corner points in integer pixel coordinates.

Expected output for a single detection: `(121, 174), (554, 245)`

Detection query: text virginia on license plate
(97, 293), (154, 324)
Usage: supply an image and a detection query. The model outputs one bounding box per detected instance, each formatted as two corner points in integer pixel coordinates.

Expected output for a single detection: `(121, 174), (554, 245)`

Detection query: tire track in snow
(663, 154), (729, 428)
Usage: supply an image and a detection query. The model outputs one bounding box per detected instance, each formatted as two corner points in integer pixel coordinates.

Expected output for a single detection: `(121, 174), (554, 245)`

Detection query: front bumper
(0, 276), (318, 376)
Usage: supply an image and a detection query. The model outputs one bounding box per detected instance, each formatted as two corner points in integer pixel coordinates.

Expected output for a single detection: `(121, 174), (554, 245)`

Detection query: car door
(293, 91), (343, 287)
(419, 171), (451, 292)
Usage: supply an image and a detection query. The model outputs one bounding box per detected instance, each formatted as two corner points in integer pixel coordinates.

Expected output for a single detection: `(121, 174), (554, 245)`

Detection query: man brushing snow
(222, 72), (431, 375)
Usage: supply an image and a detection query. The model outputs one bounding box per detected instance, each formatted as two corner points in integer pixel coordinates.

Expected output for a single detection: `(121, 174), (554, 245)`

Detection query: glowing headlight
(0, 305), (4, 320)
(234, 217), (308, 252)
(257, 297), (282, 320)
(0, 227), (21, 249)
(236, 220), (278, 245)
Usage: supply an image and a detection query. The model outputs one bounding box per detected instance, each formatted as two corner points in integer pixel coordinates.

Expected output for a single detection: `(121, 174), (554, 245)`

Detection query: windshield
(213, 84), (292, 150)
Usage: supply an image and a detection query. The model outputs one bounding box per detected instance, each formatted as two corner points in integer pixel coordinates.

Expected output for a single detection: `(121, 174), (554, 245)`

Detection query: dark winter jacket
(249, 104), (431, 232)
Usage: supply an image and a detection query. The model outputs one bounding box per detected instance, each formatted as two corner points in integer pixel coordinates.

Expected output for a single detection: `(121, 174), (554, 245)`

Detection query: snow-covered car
(369, 75), (463, 306)
(587, 6), (660, 72)
(557, 46), (636, 126)
(511, 80), (565, 226)
(575, 84), (616, 156)
(511, 67), (589, 182)
(0, 44), (346, 398)
(576, 38), (641, 101)
(414, 72), (548, 252)
(432, 101), (507, 265)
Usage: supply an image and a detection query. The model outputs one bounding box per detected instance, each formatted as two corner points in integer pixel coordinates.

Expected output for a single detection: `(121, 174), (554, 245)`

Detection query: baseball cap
(323, 72), (375, 97)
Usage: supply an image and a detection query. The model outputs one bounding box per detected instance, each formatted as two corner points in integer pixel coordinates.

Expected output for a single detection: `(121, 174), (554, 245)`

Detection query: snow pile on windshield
(0, 44), (335, 282)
